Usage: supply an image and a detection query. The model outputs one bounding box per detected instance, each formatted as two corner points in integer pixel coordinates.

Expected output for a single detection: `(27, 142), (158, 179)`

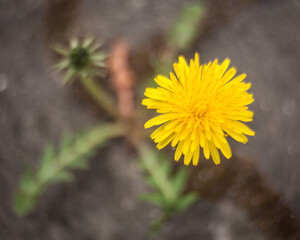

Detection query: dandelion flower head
(142, 53), (255, 166)
(53, 37), (107, 84)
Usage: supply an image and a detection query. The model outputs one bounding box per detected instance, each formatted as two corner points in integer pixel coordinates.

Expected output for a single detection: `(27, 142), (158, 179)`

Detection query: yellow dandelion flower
(142, 53), (255, 166)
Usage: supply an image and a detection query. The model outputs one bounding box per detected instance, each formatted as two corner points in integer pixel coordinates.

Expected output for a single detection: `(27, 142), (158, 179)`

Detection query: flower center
(191, 101), (208, 119)
(69, 46), (89, 70)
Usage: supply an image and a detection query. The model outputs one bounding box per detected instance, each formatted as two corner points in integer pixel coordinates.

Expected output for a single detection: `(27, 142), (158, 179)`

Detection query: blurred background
(0, 0), (300, 239)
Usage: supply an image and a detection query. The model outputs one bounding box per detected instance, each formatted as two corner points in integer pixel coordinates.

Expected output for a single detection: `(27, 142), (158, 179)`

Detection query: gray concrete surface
(0, 0), (299, 239)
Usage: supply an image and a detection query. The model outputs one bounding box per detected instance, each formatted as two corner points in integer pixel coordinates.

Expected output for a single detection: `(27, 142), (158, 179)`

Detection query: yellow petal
(144, 88), (165, 100)
(208, 141), (220, 165)
(230, 73), (247, 84)
(144, 113), (179, 129)
(150, 124), (165, 139)
(184, 149), (193, 165)
(194, 53), (200, 68)
(182, 133), (192, 155)
(211, 132), (221, 148)
(199, 130), (205, 147)
(156, 132), (175, 150)
(175, 141), (184, 161)
(221, 67), (236, 84)
(203, 137), (210, 160)
(154, 75), (172, 90)
(192, 146), (200, 166)
(218, 58), (230, 78)
(225, 128), (248, 143)
(219, 139), (232, 159)
(233, 121), (255, 136)
(190, 131), (199, 152)
(153, 127), (174, 143)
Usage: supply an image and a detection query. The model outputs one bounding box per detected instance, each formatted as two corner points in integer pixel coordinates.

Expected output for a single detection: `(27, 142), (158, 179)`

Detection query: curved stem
(150, 213), (170, 232)
(81, 77), (118, 118)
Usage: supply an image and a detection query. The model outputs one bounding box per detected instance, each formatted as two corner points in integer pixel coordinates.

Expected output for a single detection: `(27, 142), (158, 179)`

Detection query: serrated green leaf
(138, 145), (177, 203)
(135, 158), (158, 189)
(14, 123), (124, 216)
(41, 144), (55, 165)
(172, 167), (189, 196)
(69, 158), (90, 170)
(13, 192), (38, 216)
(20, 168), (38, 194)
(160, 157), (172, 176)
(175, 193), (198, 212)
(145, 175), (159, 190)
(135, 158), (146, 170)
(48, 171), (74, 184)
(139, 193), (166, 207)
(168, 3), (205, 51)
(60, 133), (74, 150)
(38, 144), (56, 181)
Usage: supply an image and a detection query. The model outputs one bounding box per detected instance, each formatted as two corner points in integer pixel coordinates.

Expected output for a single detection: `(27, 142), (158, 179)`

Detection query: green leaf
(41, 144), (55, 164)
(150, 213), (169, 233)
(175, 193), (199, 212)
(20, 168), (38, 194)
(13, 123), (124, 216)
(137, 144), (201, 232)
(160, 157), (172, 176)
(69, 157), (90, 170)
(13, 192), (38, 216)
(38, 144), (55, 181)
(172, 167), (189, 196)
(168, 3), (206, 51)
(60, 133), (74, 149)
(145, 175), (159, 190)
(48, 171), (74, 183)
(139, 193), (166, 207)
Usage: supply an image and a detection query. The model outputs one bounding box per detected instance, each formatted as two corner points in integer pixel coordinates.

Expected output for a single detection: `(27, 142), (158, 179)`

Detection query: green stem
(81, 77), (118, 118)
(138, 143), (176, 202)
(150, 213), (170, 232)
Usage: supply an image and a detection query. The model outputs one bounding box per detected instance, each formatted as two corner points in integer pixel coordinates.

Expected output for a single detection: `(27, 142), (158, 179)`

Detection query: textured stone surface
(0, 0), (299, 239)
